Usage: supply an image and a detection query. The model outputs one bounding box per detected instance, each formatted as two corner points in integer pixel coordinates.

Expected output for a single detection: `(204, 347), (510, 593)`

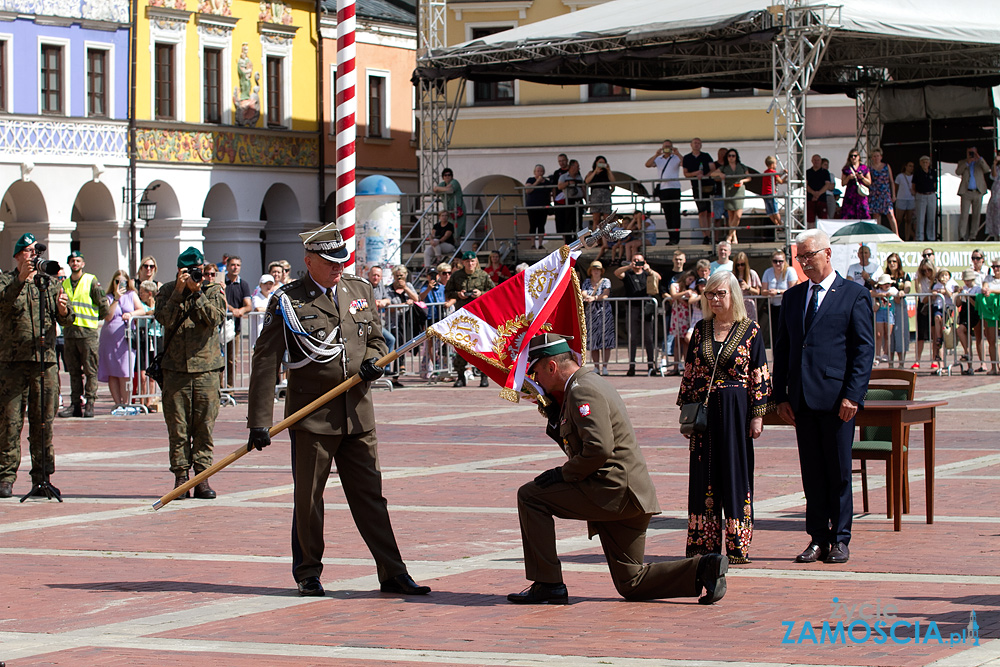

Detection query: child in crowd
(872, 274), (898, 365)
(762, 156), (787, 231)
(955, 269), (983, 372)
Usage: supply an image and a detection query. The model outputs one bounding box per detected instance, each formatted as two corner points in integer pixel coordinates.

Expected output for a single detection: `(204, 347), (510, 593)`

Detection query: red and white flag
(428, 246), (586, 402)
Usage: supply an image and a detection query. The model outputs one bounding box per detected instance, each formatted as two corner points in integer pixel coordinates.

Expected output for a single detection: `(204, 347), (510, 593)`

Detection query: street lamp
(137, 193), (157, 222)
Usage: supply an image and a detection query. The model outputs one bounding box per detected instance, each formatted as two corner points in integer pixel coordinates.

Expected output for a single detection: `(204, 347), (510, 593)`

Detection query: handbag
(146, 308), (194, 388)
(679, 321), (733, 436)
(852, 168), (870, 197)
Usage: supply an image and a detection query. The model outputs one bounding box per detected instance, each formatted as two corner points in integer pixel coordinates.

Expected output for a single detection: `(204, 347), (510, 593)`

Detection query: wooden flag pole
(151, 342), (417, 510)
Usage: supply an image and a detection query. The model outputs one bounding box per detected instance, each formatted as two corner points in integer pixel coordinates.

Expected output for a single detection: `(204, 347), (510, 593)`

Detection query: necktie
(804, 284), (821, 331)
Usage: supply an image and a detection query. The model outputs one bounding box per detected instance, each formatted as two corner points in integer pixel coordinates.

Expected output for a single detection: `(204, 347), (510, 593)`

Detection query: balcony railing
(0, 116), (128, 161)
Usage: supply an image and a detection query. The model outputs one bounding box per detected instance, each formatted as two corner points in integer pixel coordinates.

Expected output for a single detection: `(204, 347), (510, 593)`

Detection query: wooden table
(766, 399), (947, 531)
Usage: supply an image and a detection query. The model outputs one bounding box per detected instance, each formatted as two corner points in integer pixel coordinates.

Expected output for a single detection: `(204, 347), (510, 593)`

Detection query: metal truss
(769, 1), (838, 236)
(855, 82), (883, 162)
(417, 0), (452, 218)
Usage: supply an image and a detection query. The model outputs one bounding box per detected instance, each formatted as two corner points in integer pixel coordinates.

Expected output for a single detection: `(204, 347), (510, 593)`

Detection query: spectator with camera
(98, 270), (144, 411)
(614, 254), (661, 376)
(155, 247), (227, 500)
(0, 234), (74, 498)
(59, 251), (109, 418)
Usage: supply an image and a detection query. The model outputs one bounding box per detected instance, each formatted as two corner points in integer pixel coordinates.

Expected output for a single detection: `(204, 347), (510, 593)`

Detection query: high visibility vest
(63, 273), (100, 329)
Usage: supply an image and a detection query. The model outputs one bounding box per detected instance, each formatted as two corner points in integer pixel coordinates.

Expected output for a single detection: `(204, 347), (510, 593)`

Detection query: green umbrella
(830, 222), (902, 244)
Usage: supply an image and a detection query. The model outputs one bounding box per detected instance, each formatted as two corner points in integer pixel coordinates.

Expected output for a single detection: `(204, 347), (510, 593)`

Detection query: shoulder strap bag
(679, 321), (734, 436)
(145, 304), (194, 387)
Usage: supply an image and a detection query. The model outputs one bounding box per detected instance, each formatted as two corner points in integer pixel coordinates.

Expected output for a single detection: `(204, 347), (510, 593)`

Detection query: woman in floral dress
(582, 261), (615, 375)
(867, 149), (897, 234)
(840, 149), (872, 220)
(677, 271), (773, 564)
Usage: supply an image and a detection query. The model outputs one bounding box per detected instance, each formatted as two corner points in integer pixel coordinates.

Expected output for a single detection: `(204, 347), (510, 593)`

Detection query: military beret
(177, 246), (205, 269)
(526, 333), (575, 372)
(461, 251), (477, 260)
(13, 233), (35, 257)
(67, 250), (84, 262)
(299, 222), (350, 262)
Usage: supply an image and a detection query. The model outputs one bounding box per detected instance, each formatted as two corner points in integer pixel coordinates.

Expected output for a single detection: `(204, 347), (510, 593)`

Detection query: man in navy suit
(773, 229), (874, 564)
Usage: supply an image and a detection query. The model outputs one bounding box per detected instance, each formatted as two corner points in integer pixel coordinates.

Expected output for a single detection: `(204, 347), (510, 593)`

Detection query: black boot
(174, 472), (191, 499)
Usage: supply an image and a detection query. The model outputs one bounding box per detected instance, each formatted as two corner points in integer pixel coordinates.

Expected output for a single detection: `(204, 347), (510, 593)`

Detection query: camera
(695, 278), (707, 288)
(30, 243), (61, 276)
(185, 267), (204, 283)
(634, 260), (645, 267)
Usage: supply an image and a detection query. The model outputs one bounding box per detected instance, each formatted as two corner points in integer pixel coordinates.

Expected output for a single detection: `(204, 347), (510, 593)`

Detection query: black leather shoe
(648, 367), (661, 377)
(480, 374), (489, 387)
(83, 402), (95, 418)
(625, 366), (636, 377)
(0, 481), (12, 498)
(297, 576), (325, 596)
(174, 473), (191, 499)
(795, 542), (829, 563)
(391, 378), (405, 389)
(380, 573), (431, 595)
(507, 582), (568, 605)
(58, 404), (81, 418)
(453, 376), (466, 387)
(826, 542), (850, 564)
(696, 554), (728, 605)
(193, 481), (217, 499)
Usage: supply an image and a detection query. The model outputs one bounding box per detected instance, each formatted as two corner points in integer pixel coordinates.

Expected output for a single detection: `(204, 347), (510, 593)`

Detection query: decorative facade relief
(135, 127), (317, 168)
(0, 0), (127, 22)
(148, 0), (185, 10)
(257, 0), (291, 25)
(233, 42), (261, 127)
(196, 0), (230, 16)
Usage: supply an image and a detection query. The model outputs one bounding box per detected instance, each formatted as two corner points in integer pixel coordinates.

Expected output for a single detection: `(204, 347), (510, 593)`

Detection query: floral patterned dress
(868, 163), (893, 215)
(582, 277), (615, 350)
(840, 164), (871, 219)
(676, 318), (773, 563)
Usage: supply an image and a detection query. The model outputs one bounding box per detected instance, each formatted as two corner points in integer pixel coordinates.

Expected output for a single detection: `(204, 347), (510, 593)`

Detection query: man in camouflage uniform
(0, 234), (75, 498)
(245, 223), (431, 598)
(58, 251), (108, 418)
(155, 247), (227, 499)
(444, 251), (495, 387)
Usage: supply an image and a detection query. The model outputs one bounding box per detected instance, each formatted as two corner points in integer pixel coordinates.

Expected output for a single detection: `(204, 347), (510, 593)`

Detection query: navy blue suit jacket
(772, 273), (875, 413)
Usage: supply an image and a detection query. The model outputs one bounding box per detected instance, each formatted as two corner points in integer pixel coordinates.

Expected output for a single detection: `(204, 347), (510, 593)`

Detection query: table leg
(892, 417), (904, 531)
(924, 417), (935, 524)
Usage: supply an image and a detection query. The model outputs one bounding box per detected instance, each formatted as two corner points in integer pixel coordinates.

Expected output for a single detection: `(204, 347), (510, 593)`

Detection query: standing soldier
(444, 251), (495, 387)
(245, 223), (430, 598)
(58, 251), (109, 418)
(155, 247), (226, 499)
(0, 267), (26, 498)
(0, 234), (74, 498)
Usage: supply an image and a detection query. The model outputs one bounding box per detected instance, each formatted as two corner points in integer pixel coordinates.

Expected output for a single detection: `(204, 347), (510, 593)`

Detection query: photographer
(154, 247), (227, 500)
(615, 254), (661, 376)
(0, 234), (74, 498)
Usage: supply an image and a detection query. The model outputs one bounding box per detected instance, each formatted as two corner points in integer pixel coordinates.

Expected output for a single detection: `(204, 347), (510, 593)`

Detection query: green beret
(13, 233), (35, 257)
(461, 251), (477, 260)
(67, 250), (84, 262)
(177, 246), (205, 269)
(526, 333), (575, 372)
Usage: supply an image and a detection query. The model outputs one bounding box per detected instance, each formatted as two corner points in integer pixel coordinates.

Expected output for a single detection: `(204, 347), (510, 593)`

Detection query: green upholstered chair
(852, 369), (916, 518)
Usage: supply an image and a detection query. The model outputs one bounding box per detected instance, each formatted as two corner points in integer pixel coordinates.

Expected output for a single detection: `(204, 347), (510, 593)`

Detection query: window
(0, 41), (6, 113)
(203, 48), (222, 123)
(470, 27), (514, 106)
(87, 48), (107, 117)
(154, 43), (174, 120)
(40, 44), (63, 114)
(266, 56), (283, 127)
(368, 73), (386, 137)
(588, 83), (630, 101)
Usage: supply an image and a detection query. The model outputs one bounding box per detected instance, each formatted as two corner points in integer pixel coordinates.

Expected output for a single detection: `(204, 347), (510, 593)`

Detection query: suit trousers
(628, 304), (655, 367)
(289, 428), (407, 584)
(958, 191), (984, 241)
(914, 193), (936, 242)
(162, 370), (219, 475)
(793, 403), (855, 546)
(517, 480), (700, 600)
(63, 334), (100, 406)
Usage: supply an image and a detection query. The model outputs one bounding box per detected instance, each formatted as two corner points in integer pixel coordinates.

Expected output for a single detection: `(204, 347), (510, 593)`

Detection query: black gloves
(359, 357), (385, 382)
(247, 427), (271, 452)
(534, 467), (564, 488)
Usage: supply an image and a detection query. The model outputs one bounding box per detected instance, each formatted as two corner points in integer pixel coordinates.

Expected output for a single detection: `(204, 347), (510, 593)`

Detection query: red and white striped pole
(335, 0), (357, 273)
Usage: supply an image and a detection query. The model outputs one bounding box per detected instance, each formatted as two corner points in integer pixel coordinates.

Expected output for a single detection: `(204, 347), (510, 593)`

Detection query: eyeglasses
(203, 271), (217, 277)
(705, 290), (729, 300)
(795, 248), (826, 262)
(727, 153), (737, 157)
(772, 259), (785, 263)
(849, 153), (859, 158)
(142, 263), (156, 269)
(440, 271), (451, 275)
(735, 263), (746, 267)
(972, 256), (984, 260)
(923, 252), (934, 257)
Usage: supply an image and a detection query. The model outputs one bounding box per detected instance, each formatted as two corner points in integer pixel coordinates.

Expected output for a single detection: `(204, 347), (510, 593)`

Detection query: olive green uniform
(155, 280), (226, 476)
(0, 271), (75, 485)
(518, 367), (703, 600)
(247, 274), (409, 585)
(444, 267), (495, 376)
(62, 273), (109, 410)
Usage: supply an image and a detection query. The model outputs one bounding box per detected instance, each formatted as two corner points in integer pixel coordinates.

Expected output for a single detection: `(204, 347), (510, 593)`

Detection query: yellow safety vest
(63, 273), (100, 329)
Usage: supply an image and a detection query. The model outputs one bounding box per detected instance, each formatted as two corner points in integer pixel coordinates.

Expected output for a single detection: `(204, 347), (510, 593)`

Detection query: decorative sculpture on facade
(233, 43), (261, 127)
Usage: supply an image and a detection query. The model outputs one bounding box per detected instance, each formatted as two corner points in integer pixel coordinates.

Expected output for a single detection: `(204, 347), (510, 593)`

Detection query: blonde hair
(106, 270), (134, 295)
(765, 155), (776, 167)
(701, 270), (748, 322)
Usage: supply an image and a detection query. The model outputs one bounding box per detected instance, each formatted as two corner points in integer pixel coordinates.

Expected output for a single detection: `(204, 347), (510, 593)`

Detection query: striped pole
(335, 0), (357, 273)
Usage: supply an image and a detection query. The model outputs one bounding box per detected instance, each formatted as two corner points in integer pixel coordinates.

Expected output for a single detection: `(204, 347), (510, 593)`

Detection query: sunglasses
(735, 263), (746, 267)
(772, 259), (785, 263)
(923, 252), (934, 257)
(142, 263), (156, 269)
(972, 256), (983, 260)
(204, 271), (217, 277)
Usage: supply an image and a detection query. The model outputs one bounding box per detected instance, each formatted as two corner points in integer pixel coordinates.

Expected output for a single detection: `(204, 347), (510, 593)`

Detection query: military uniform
(247, 271), (415, 586)
(0, 269), (75, 487)
(444, 264), (495, 381)
(514, 339), (724, 603)
(60, 269), (108, 416)
(154, 273), (226, 482)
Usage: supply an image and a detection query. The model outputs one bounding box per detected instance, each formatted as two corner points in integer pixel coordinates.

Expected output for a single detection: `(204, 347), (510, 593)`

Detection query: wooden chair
(852, 369), (917, 517)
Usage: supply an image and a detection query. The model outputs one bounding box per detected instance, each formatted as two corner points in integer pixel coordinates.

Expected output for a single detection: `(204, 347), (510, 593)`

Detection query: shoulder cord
(276, 291), (345, 370)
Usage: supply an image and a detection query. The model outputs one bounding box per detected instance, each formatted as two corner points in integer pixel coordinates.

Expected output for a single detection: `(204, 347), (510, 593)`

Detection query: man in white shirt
(709, 241), (733, 274)
(646, 139), (684, 245)
(845, 244), (882, 289)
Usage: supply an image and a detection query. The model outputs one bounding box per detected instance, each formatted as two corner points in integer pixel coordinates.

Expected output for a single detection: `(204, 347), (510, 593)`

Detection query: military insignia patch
(578, 404), (591, 417)
(263, 312), (273, 327)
